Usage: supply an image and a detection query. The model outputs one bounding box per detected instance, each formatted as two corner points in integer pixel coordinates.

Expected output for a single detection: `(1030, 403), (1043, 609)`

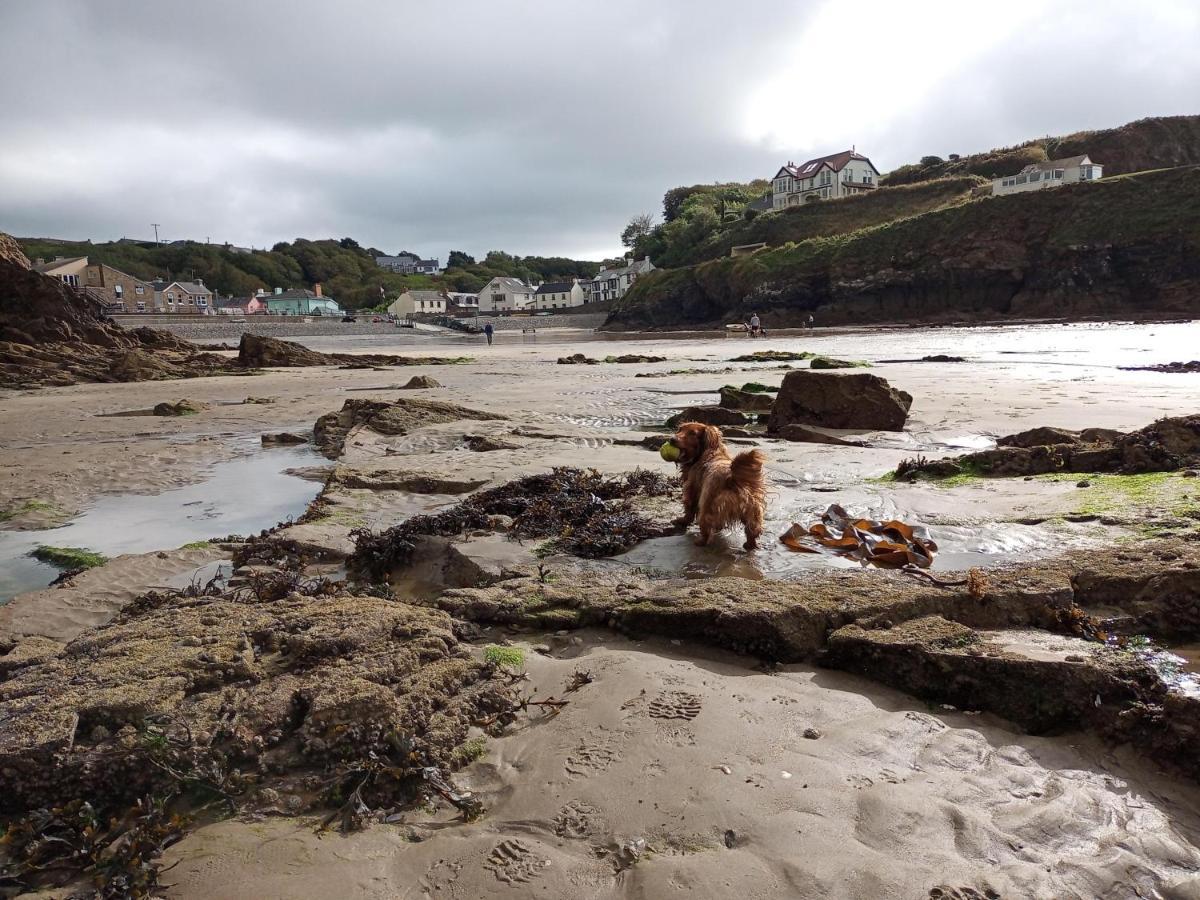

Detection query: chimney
(314, 282), (322, 297)
(274, 287), (283, 295)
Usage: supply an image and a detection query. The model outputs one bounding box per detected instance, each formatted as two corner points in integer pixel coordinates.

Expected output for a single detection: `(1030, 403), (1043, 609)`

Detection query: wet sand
(3, 320), (1200, 897)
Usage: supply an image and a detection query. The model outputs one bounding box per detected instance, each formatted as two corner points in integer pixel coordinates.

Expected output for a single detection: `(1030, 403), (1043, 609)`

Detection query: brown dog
(668, 422), (767, 549)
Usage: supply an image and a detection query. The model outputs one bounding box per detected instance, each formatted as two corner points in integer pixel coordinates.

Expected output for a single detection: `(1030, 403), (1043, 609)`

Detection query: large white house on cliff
(771, 150), (880, 209)
(992, 155), (1103, 196)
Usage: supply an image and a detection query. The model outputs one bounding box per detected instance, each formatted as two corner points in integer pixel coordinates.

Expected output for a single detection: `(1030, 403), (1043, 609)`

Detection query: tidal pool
(0, 443), (323, 602)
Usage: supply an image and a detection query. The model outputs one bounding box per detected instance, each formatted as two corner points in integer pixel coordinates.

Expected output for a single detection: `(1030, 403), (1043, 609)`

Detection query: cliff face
(604, 167), (1200, 331)
(883, 115), (1200, 187)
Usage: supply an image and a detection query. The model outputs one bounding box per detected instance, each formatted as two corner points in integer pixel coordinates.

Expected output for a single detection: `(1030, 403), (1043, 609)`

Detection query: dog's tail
(729, 449), (766, 489)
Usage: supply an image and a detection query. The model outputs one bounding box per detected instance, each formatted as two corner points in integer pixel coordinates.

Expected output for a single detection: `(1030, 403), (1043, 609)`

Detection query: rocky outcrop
(236, 332), (471, 369)
(603, 167), (1200, 330)
(901, 415), (1200, 479)
(768, 370), (912, 432)
(0, 588), (509, 816)
(313, 398), (505, 457)
(665, 405), (749, 428)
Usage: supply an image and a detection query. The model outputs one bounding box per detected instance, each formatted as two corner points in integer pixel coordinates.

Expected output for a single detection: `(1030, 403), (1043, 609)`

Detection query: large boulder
(237, 332), (330, 367)
(768, 370), (912, 432)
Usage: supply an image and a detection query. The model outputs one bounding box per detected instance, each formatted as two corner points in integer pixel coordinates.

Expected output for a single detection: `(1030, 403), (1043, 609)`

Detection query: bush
(920, 155), (945, 167)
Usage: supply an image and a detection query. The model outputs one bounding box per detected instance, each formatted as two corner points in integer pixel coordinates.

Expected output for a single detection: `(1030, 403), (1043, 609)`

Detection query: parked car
(342, 315), (357, 323)
(371, 316), (382, 323)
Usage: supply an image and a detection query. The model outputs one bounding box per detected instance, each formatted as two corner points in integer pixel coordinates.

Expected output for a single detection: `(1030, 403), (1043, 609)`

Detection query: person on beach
(806, 314), (815, 329)
(484, 322), (494, 345)
(749, 312), (761, 338)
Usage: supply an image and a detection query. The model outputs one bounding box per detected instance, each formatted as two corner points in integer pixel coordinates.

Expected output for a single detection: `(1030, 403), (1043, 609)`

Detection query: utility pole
(151, 223), (161, 245)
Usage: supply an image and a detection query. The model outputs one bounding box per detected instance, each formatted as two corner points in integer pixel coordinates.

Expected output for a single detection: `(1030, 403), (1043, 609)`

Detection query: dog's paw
(743, 539), (758, 551)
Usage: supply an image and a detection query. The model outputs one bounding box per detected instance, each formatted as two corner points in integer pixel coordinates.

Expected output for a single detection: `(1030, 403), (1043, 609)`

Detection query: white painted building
(533, 279), (586, 310)
(993, 154), (1103, 196)
(770, 150), (880, 209)
(585, 257), (654, 304)
(477, 277), (536, 314)
(388, 289), (447, 317)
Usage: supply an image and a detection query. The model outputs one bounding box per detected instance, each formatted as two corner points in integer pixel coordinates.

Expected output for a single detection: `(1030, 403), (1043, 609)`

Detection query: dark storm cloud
(1, 0), (1197, 259)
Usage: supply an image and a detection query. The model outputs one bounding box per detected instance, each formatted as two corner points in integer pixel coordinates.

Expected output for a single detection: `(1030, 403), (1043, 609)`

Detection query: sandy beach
(3, 319), (1200, 899)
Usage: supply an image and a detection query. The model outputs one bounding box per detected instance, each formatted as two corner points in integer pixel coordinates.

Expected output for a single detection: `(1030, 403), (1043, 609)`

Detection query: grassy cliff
(605, 166), (1200, 330)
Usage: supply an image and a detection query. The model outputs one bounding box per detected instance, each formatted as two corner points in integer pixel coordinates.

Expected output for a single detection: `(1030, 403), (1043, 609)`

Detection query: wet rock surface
(152, 399), (209, 416)
(768, 370), (912, 432)
(313, 397), (505, 457)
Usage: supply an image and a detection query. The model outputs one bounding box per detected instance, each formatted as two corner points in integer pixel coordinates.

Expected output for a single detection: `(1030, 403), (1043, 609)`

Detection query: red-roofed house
(771, 150), (880, 209)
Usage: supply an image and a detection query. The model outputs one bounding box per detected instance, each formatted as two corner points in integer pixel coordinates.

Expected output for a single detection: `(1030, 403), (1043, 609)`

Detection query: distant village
(31, 147), (1102, 321)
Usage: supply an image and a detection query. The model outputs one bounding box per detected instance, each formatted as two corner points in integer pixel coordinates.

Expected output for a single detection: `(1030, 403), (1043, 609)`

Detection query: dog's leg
(695, 513), (716, 546)
(673, 481), (698, 529)
(741, 502), (764, 550)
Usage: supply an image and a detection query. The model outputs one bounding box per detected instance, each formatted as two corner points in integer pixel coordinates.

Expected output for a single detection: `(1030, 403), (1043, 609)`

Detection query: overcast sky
(1, 0), (1197, 260)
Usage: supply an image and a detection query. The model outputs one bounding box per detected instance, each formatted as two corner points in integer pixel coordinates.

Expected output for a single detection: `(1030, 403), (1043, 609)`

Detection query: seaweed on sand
(350, 467), (677, 579)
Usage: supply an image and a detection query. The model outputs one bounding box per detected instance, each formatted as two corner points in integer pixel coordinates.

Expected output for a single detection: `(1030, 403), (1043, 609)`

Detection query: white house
(477, 277), (536, 314)
(993, 155), (1103, 196)
(375, 253), (442, 275)
(388, 289), (447, 317)
(585, 257), (654, 304)
(533, 279), (586, 310)
(770, 150), (880, 209)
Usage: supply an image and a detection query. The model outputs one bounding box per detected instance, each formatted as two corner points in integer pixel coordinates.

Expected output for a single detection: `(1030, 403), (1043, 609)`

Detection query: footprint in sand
(928, 886), (1001, 900)
(485, 838), (550, 884)
(564, 734), (622, 776)
(553, 799), (605, 839)
(648, 691), (703, 721)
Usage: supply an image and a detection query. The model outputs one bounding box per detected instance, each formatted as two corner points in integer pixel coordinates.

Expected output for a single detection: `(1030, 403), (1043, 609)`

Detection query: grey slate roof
(535, 281), (574, 295)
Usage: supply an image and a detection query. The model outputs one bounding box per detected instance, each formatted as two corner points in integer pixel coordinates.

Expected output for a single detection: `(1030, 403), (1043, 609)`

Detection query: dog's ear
(702, 425), (723, 453)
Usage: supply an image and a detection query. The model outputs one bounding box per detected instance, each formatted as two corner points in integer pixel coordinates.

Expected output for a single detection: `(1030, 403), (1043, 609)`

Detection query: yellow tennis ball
(660, 442), (681, 462)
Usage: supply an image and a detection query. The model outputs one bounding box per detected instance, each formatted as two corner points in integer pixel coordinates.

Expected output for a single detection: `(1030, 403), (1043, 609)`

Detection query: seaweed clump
(351, 467), (677, 579)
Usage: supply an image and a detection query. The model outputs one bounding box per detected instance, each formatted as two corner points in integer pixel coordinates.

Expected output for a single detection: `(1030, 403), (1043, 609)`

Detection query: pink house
(214, 296), (266, 316)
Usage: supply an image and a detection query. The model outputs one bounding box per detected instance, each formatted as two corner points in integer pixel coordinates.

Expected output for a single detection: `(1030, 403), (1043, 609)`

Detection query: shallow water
(615, 485), (1110, 579)
(0, 442), (323, 603)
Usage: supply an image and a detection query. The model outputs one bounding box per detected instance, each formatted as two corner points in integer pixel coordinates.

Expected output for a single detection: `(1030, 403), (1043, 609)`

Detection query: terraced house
(83, 262), (157, 312)
(585, 257), (654, 304)
(770, 149), (880, 209)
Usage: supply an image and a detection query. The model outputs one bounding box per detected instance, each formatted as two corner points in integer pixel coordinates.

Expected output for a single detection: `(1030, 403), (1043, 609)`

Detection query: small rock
(802, 727), (821, 740)
(724, 829), (736, 848)
(1076, 479), (1091, 488)
(1065, 654), (1087, 663)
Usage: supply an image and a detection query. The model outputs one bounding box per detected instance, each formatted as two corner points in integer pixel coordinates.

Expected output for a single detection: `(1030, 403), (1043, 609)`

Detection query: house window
(1054, 170), (1064, 179)
(114, 285), (123, 298)
(135, 285), (144, 295)
(136, 301), (146, 311)
(1016, 176), (1027, 184)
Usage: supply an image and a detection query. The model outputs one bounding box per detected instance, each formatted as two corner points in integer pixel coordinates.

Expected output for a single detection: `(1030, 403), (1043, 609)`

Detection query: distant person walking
(483, 322), (494, 346)
(806, 314), (815, 329)
(749, 312), (761, 338)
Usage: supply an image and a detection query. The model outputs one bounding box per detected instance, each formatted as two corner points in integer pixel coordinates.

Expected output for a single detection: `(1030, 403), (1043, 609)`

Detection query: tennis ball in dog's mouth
(660, 442), (681, 462)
